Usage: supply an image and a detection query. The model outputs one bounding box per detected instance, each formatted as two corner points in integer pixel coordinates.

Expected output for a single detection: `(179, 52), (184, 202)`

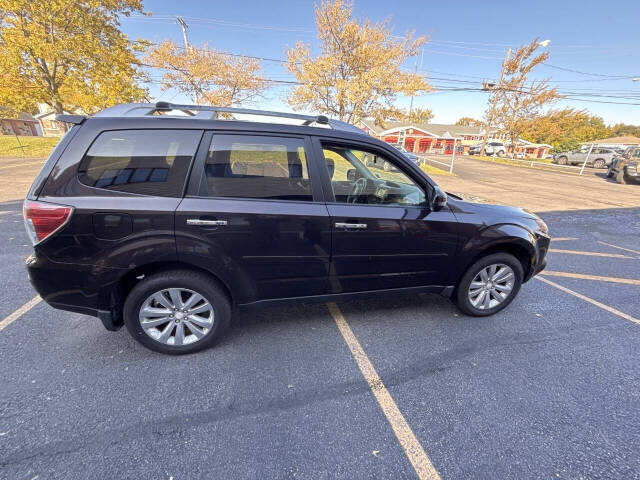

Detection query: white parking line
(0, 296), (42, 333)
(548, 248), (632, 259)
(540, 270), (640, 286)
(327, 302), (441, 480)
(597, 241), (640, 256)
(536, 277), (640, 326)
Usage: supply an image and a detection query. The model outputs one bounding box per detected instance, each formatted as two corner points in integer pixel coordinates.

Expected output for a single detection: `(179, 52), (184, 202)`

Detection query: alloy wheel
(139, 288), (214, 346)
(467, 264), (515, 310)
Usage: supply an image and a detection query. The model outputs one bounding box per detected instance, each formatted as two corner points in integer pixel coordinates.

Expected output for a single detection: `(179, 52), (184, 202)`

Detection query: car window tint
(78, 129), (202, 196)
(200, 135), (312, 201)
(321, 144), (426, 207)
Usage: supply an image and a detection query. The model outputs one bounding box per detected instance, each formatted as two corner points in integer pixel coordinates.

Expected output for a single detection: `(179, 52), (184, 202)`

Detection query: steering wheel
(347, 177), (367, 203)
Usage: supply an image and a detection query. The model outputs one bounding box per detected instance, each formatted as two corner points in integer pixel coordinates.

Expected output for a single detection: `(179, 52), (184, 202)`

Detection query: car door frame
(177, 130), (333, 305)
(307, 134), (460, 294)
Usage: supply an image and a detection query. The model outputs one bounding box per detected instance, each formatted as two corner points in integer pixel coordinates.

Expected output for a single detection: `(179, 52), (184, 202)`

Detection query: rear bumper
(25, 252), (123, 329)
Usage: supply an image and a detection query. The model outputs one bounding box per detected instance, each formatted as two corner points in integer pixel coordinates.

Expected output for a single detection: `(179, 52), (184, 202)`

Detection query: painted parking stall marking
(536, 277), (640, 327)
(0, 296), (41, 333)
(597, 240), (640, 257)
(327, 302), (441, 480)
(548, 248), (634, 259)
(540, 270), (640, 286)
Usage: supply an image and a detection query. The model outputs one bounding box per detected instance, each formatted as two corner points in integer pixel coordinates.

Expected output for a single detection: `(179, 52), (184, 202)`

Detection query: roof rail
(154, 101), (329, 126)
(91, 102), (365, 134)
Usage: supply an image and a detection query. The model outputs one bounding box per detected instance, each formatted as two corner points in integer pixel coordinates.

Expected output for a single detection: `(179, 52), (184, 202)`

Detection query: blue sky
(120, 0), (640, 125)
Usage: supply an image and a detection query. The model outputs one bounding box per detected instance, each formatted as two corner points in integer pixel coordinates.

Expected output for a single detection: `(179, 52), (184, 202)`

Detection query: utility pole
(176, 16), (190, 50)
(480, 47), (511, 156)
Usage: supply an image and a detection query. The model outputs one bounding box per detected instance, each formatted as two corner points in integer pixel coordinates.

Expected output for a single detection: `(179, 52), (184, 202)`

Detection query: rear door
(175, 132), (331, 304)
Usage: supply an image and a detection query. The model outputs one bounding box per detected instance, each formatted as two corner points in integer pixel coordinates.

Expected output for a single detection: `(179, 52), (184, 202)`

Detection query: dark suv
(24, 102), (549, 354)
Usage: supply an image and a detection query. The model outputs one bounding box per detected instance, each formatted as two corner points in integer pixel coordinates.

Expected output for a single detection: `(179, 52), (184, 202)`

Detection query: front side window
(321, 144), (427, 207)
(79, 129), (202, 196)
(200, 135), (312, 201)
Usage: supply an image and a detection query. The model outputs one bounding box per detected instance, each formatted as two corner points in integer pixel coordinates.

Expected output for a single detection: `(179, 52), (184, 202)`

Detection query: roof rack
(91, 102), (364, 134)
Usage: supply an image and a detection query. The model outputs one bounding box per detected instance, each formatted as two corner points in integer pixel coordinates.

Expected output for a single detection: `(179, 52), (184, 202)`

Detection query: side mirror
(346, 169), (357, 182)
(431, 186), (448, 211)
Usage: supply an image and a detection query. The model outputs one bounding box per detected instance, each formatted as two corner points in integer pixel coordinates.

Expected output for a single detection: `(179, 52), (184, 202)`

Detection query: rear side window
(198, 134), (313, 201)
(78, 130), (202, 196)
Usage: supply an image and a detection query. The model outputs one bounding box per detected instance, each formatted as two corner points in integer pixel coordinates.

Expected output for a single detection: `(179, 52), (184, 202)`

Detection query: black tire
(455, 252), (523, 317)
(593, 159), (606, 169)
(557, 156), (568, 165)
(616, 170), (627, 184)
(606, 169), (614, 178)
(497, 150), (505, 157)
(123, 270), (231, 354)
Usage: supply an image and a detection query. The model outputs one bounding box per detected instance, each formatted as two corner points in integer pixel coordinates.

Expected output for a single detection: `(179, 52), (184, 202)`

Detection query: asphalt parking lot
(1, 162), (640, 479)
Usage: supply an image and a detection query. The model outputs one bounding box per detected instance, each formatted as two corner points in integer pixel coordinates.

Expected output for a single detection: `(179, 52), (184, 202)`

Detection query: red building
(358, 120), (550, 158)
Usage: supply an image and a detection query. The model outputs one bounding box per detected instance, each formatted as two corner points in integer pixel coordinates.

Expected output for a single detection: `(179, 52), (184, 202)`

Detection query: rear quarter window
(78, 129), (202, 196)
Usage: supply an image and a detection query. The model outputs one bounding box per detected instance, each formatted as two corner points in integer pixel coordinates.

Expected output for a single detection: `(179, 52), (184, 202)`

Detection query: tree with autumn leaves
(144, 40), (266, 107)
(484, 39), (560, 153)
(285, 0), (431, 124)
(0, 0), (148, 115)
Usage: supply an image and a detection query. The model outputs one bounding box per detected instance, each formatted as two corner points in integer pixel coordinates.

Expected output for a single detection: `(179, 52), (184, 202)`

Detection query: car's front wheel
(455, 253), (523, 317)
(556, 156), (568, 165)
(124, 270), (231, 354)
(593, 159), (606, 169)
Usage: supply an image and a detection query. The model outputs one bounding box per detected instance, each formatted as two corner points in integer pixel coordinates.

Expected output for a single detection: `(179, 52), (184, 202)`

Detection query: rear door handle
(335, 222), (367, 229)
(187, 219), (227, 226)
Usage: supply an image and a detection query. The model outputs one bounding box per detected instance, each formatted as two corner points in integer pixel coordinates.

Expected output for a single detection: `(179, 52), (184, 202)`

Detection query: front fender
(457, 223), (538, 278)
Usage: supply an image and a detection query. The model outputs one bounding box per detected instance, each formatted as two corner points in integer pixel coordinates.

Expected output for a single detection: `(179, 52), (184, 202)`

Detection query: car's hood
(446, 193), (539, 221)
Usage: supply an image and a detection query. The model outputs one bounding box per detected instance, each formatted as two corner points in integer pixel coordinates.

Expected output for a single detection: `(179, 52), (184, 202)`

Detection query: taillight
(23, 200), (73, 245)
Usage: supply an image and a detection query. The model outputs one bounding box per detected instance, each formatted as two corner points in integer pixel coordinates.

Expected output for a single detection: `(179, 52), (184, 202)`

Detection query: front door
(314, 139), (459, 294)
(176, 133), (331, 304)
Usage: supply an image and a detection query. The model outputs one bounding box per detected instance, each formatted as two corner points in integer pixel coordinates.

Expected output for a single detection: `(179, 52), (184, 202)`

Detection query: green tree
(608, 123), (640, 138)
(285, 0), (431, 124)
(520, 108), (610, 152)
(0, 0), (147, 116)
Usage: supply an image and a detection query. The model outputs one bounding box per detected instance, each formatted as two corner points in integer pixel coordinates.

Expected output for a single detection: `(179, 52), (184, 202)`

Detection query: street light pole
(176, 16), (190, 51)
(480, 47), (512, 156)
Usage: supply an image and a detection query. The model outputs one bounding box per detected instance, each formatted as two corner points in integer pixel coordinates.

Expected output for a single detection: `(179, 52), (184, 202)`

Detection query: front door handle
(187, 219), (228, 226)
(335, 222), (367, 229)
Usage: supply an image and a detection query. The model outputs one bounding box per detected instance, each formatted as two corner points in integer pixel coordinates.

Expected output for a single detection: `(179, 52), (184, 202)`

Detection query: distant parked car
(553, 147), (619, 169)
(607, 146), (640, 184)
(469, 141), (506, 157)
(391, 144), (420, 164)
(370, 144), (420, 170)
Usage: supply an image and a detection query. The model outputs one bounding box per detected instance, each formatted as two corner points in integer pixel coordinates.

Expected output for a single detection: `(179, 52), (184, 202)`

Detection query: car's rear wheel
(616, 171), (627, 184)
(455, 253), (523, 317)
(497, 150), (505, 157)
(557, 156), (568, 165)
(124, 270), (231, 354)
(593, 159), (606, 169)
